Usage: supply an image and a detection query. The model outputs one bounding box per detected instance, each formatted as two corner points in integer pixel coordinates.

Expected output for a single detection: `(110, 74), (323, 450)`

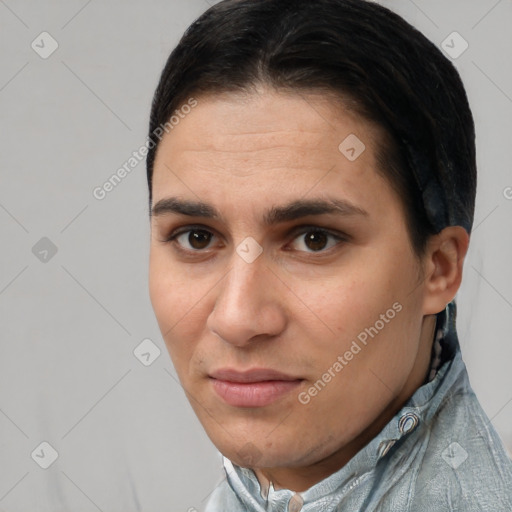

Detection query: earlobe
(422, 226), (470, 315)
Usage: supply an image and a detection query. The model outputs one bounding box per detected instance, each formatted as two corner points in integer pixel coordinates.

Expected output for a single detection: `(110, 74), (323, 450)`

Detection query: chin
(206, 422), (326, 469)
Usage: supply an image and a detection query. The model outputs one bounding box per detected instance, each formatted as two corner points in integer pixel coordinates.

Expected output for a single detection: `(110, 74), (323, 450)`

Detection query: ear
(421, 226), (470, 315)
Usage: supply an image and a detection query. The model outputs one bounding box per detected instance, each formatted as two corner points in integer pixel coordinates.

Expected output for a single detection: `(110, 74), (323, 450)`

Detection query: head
(147, 0), (475, 490)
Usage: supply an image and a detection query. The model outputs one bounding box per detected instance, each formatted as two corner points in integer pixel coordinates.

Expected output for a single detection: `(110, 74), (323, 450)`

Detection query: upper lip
(209, 368), (301, 383)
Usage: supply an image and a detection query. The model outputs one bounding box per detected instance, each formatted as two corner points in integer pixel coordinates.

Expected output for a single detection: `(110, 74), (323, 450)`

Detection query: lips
(209, 368), (303, 407)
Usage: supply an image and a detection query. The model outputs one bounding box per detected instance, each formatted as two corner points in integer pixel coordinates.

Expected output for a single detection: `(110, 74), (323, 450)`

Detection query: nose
(206, 252), (287, 348)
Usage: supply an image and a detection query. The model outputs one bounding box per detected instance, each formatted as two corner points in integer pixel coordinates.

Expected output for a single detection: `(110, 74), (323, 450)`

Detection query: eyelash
(160, 224), (349, 256)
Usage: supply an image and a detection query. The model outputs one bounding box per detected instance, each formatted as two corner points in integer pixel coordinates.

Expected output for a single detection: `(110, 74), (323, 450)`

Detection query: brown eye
(174, 229), (214, 250)
(187, 230), (212, 250)
(304, 231), (329, 251)
(290, 228), (343, 253)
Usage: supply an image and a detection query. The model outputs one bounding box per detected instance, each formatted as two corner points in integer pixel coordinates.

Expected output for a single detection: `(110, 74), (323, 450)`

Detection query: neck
(254, 314), (437, 492)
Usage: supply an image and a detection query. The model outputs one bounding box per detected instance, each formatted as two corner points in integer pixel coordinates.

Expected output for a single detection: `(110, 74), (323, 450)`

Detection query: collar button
(398, 412), (420, 434)
(288, 493), (303, 512)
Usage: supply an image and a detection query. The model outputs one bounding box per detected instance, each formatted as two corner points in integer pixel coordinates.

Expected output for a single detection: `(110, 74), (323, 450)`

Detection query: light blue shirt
(205, 302), (512, 511)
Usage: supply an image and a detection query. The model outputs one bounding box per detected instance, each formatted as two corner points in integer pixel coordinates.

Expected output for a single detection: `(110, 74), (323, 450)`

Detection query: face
(148, 88), (430, 480)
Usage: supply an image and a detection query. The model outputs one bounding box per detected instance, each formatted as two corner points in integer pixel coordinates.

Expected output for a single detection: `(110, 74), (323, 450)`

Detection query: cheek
(149, 247), (204, 324)
(291, 264), (401, 345)
(291, 259), (417, 385)
(148, 252), (204, 369)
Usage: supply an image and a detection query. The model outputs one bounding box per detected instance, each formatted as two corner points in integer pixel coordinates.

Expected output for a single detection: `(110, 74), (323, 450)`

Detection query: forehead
(151, 89), (398, 222)
(156, 89), (377, 153)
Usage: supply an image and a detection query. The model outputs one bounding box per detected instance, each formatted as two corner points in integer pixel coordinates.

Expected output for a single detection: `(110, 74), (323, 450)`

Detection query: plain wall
(0, 0), (511, 510)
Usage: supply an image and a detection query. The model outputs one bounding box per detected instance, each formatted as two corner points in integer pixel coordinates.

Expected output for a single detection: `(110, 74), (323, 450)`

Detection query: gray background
(0, 0), (511, 510)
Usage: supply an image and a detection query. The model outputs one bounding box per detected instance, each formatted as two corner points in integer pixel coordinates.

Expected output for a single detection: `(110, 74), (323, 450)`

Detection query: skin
(148, 86), (469, 492)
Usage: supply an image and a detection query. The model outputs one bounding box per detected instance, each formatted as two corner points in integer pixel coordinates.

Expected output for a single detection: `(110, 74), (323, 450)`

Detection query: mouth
(208, 368), (304, 408)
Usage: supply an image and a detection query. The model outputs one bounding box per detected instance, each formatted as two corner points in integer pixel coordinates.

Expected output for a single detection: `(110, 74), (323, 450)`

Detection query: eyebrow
(151, 196), (368, 225)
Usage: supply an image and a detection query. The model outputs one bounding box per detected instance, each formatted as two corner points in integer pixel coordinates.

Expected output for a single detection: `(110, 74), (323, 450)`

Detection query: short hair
(146, 0), (477, 258)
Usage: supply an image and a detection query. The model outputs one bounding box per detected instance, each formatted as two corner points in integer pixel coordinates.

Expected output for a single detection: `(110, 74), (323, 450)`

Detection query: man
(146, 0), (512, 509)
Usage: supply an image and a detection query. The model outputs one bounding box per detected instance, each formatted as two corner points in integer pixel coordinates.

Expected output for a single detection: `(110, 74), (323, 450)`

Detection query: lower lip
(210, 379), (302, 407)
